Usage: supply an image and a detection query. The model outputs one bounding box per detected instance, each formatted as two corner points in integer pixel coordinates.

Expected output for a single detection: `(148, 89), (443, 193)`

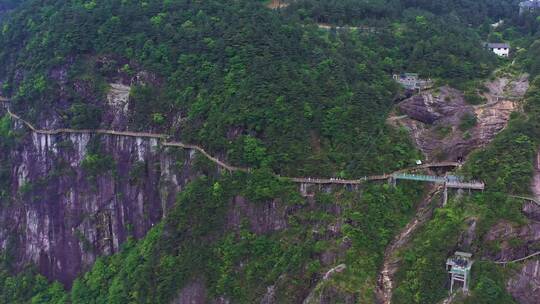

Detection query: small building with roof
(485, 43), (510, 57)
(446, 251), (474, 293)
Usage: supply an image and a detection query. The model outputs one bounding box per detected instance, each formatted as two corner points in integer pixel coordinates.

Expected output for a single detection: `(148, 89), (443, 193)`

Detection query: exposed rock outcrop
(392, 75), (529, 162)
(226, 196), (288, 234)
(171, 280), (208, 304)
(531, 151), (540, 204)
(484, 211), (540, 263)
(267, 0), (290, 9)
(104, 83), (131, 130)
(0, 117), (199, 286)
(457, 217), (478, 251)
(484, 201), (540, 303)
(398, 89), (457, 125)
(507, 260), (540, 304)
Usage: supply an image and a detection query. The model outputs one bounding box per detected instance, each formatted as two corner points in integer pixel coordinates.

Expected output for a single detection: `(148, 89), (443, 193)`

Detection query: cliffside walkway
(2, 104), (480, 188)
(5, 107), (250, 173)
(291, 163), (462, 185)
(393, 173), (485, 190)
(509, 195), (540, 206)
(493, 251), (540, 265)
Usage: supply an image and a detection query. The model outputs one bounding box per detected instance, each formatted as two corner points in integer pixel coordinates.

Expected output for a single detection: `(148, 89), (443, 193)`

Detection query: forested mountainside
(0, 0), (540, 303)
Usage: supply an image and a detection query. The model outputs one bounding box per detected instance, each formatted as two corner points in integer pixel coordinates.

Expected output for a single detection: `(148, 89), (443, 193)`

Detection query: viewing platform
(446, 252), (473, 293)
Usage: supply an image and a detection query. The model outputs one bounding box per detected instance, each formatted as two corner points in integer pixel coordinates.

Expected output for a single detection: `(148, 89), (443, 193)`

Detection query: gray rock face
(398, 94), (445, 124)
(171, 280), (208, 304)
(484, 202), (540, 303)
(0, 121), (199, 286)
(485, 219), (540, 261)
(485, 202), (540, 260)
(507, 260), (540, 304)
(396, 87), (476, 161)
(226, 196), (288, 234)
(458, 217), (478, 252)
(393, 76), (528, 162)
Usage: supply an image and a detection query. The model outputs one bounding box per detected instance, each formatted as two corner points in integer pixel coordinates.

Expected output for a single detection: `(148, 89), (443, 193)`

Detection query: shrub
(459, 113), (477, 131)
(464, 90), (485, 105)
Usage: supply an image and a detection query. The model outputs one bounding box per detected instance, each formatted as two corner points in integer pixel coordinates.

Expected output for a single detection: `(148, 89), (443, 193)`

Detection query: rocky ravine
(392, 75), (529, 162)
(375, 185), (442, 304)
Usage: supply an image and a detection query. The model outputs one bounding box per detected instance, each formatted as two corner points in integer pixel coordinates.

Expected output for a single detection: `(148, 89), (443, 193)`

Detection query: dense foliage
(0, 0), (540, 303)
(0, 115), (13, 200)
(287, 0), (521, 26)
(0, 172), (422, 303)
(0, 266), (66, 304)
(0, 0), (511, 177)
(290, 2), (501, 85)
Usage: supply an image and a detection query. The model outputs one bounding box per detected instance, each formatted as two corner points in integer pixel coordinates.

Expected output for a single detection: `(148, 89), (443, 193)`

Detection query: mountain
(0, 0), (540, 303)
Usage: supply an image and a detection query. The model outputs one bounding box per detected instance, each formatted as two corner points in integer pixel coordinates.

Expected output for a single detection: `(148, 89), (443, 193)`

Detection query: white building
(485, 43), (510, 57)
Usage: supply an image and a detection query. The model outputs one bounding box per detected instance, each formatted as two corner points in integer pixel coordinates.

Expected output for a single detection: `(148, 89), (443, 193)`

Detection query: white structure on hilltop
(520, 0), (540, 15)
(485, 43), (510, 57)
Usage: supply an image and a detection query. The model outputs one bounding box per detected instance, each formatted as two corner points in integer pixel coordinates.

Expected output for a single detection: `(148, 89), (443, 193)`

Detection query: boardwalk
(6, 107), (249, 173)
(2, 103), (480, 187)
(393, 173), (485, 190)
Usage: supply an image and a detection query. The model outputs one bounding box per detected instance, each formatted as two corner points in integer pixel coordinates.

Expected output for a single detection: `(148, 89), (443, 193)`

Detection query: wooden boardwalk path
(2, 103), (480, 187)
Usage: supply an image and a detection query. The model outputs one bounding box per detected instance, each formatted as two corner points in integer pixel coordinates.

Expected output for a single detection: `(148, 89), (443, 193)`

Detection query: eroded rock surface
(104, 83), (131, 130)
(507, 260), (540, 304)
(484, 201), (540, 303)
(0, 119), (199, 286)
(226, 196), (288, 234)
(171, 280), (208, 304)
(392, 75), (529, 162)
(267, 0), (290, 9)
(485, 219), (540, 262)
(398, 88), (464, 125)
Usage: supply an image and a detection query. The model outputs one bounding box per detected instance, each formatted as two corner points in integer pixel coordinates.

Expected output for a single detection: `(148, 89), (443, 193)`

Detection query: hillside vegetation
(0, 0), (508, 178)
(1, 0), (540, 303)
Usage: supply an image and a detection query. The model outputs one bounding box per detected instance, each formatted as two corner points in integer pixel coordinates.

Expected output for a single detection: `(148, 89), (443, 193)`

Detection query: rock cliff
(484, 201), (540, 304)
(0, 116), (198, 285)
(392, 75), (529, 162)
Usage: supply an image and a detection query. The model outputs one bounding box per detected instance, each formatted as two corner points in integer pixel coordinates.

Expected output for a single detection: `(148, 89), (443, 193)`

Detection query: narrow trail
(2, 105), (460, 183)
(375, 185), (443, 304)
(493, 251), (540, 265)
(509, 195), (540, 206)
(6, 107), (249, 172)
